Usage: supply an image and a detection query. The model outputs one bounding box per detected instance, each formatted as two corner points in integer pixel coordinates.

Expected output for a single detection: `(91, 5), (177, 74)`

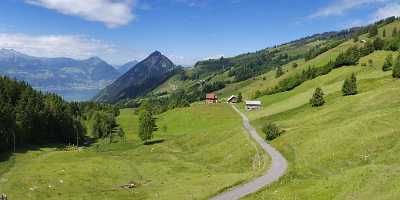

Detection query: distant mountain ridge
(0, 49), (120, 101)
(94, 51), (180, 103)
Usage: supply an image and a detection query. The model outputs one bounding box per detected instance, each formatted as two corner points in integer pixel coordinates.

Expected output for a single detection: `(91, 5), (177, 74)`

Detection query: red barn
(206, 93), (218, 104)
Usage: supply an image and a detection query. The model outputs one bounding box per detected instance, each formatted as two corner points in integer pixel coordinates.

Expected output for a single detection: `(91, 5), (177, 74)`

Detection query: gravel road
(210, 105), (288, 200)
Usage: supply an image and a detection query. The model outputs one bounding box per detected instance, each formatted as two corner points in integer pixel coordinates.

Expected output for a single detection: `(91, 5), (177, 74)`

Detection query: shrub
(276, 66), (284, 78)
(237, 92), (243, 103)
(383, 54), (393, 71)
(262, 123), (283, 141)
(310, 87), (325, 107)
(342, 73), (358, 96)
(368, 25), (378, 37)
(393, 55), (400, 78)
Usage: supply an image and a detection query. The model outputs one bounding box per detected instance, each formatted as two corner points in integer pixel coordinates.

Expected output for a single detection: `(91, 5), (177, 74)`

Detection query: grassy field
(0, 104), (268, 200)
(237, 49), (400, 199)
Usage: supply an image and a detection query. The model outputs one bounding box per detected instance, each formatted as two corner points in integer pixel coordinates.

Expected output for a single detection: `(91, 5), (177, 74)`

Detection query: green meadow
(240, 50), (400, 199)
(0, 104), (268, 200)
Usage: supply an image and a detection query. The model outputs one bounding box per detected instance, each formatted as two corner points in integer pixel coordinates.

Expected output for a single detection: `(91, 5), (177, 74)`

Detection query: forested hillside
(0, 76), (122, 153)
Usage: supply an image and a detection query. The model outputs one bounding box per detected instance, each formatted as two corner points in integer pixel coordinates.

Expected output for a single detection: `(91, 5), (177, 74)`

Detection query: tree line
(254, 33), (398, 99)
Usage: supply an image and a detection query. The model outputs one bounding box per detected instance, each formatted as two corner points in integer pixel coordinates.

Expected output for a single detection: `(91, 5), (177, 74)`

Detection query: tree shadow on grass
(0, 152), (12, 163)
(144, 139), (165, 145)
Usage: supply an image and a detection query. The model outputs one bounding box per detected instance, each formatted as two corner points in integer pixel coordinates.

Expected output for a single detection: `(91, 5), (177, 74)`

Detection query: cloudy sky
(0, 0), (399, 65)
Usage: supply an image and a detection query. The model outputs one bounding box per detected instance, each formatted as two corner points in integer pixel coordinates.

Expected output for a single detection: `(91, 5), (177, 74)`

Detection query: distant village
(205, 93), (262, 111)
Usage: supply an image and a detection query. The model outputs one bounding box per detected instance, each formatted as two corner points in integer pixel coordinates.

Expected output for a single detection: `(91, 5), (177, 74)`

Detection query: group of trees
(137, 101), (158, 144)
(0, 77), (85, 152)
(305, 40), (344, 61)
(383, 54), (400, 78)
(254, 36), (393, 99)
(0, 77), (125, 153)
(310, 73), (358, 107)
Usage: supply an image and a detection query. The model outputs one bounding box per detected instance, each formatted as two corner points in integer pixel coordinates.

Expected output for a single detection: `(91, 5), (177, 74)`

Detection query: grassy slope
(239, 48), (400, 199)
(217, 39), (355, 100)
(0, 104), (268, 200)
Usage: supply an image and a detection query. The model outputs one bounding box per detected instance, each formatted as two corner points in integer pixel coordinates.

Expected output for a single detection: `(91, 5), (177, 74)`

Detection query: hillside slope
(243, 50), (400, 199)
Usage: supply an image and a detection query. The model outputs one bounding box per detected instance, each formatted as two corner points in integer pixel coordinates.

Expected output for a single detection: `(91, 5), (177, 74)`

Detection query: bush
(393, 55), (400, 78)
(342, 73), (358, 96)
(310, 87), (325, 107)
(262, 123), (283, 141)
(383, 54), (393, 71)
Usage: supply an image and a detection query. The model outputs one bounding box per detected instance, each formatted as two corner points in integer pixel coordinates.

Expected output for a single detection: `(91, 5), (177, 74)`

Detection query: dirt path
(210, 105), (288, 200)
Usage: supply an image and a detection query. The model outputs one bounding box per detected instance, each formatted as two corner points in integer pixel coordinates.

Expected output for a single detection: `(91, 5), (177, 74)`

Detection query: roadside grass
(241, 50), (400, 199)
(0, 104), (268, 200)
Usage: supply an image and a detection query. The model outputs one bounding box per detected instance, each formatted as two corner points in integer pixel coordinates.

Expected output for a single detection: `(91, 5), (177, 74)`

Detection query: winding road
(210, 105), (288, 200)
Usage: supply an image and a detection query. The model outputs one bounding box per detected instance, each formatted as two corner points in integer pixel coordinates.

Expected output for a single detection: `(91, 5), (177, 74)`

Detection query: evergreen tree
(373, 37), (385, 50)
(368, 25), (378, 37)
(383, 29), (386, 38)
(382, 54), (393, 71)
(352, 34), (359, 42)
(393, 55), (400, 78)
(276, 66), (284, 78)
(310, 87), (325, 107)
(393, 27), (398, 37)
(237, 92), (243, 103)
(138, 107), (157, 144)
(262, 123), (283, 141)
(342, 73), (358, 96)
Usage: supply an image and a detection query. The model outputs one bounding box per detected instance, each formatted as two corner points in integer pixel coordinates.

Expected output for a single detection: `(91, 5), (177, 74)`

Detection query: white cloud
(373, 3), (400, 20)
(26, 0), (135, 28)
(309, 0), (388, 18)
(0, 33), (115, 59)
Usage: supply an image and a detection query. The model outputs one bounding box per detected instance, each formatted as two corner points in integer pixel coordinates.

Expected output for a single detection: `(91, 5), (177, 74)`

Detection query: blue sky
(0, 0), (399, 65)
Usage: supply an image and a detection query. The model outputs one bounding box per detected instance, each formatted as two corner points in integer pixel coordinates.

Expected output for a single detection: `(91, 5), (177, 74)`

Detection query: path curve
(210, 105), (288, 200)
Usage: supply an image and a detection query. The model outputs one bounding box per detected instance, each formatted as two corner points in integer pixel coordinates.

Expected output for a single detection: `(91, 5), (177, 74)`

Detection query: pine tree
(310, 87), (325, 107)
(352, 34), (359, 42)
(393, 55), (400, 78)
(138, 107), (157, 144)
(373, 37), (384, 50)
(368, 25), (378, 37)
(342, 73), (358, 96)
(276, 66), (284, 78)
(237, 92), (243, 103)
(382, 29), (386, 38)
(393, 27), (398, 37)
(382, 54), (393, 71)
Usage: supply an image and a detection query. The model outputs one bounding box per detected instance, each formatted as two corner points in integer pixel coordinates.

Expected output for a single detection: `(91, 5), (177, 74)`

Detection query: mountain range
(0, 49), (140, 101)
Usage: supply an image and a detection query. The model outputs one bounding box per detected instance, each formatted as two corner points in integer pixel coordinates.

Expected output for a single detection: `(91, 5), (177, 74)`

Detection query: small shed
(245, 101), (262, 111)
(206, 93), (218, 104)
(227, 95), (238, 104)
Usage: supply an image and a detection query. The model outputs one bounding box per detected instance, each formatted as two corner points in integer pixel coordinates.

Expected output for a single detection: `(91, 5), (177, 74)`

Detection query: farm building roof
(245, 101), (262, 105)
(227, 95), (238, 102)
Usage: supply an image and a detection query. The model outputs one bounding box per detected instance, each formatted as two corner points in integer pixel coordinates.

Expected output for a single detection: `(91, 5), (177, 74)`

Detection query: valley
(0, 104), (268, 199)
(1, 11), (400, 200)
